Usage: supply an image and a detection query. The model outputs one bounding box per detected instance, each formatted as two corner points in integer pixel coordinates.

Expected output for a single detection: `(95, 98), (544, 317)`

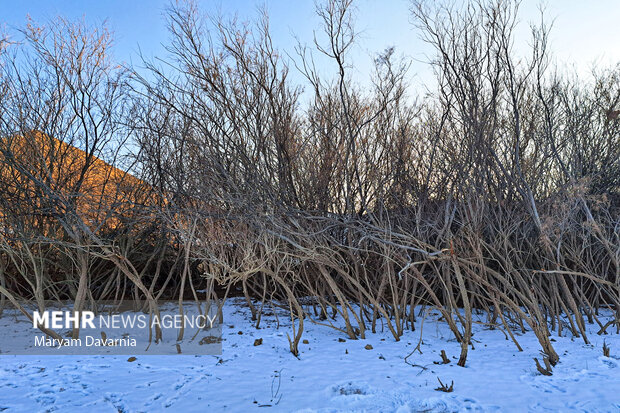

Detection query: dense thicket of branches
(0, 0), (618, 364)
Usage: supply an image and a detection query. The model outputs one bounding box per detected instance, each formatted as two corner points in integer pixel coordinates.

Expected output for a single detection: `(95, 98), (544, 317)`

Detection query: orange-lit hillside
(0, 131), (154, 231)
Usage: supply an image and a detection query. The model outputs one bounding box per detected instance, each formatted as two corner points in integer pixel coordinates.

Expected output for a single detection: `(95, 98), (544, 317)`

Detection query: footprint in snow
(329, 381), (373, 397)
(599, 356), (618, 369)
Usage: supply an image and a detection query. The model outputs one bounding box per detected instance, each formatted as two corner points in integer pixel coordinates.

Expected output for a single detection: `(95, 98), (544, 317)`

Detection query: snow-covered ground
(0, 298), (619, 412)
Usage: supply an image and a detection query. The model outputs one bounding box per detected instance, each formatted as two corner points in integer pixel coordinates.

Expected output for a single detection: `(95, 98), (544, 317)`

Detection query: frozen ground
(0, 298), (619, 412)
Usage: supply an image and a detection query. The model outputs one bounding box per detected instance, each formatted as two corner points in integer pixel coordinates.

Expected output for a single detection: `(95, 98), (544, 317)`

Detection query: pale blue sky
(2, 1), (620, 93)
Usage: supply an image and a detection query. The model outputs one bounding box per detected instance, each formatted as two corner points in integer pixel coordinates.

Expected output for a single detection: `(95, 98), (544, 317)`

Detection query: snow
(0, 298), (619, 412)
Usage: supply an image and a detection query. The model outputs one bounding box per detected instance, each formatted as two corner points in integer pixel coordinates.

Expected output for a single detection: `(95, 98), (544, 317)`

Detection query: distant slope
(0, 130), (153, 230)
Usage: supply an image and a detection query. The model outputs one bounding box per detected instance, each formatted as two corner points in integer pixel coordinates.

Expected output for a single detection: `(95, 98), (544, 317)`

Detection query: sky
(2, 0), (620, 95)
